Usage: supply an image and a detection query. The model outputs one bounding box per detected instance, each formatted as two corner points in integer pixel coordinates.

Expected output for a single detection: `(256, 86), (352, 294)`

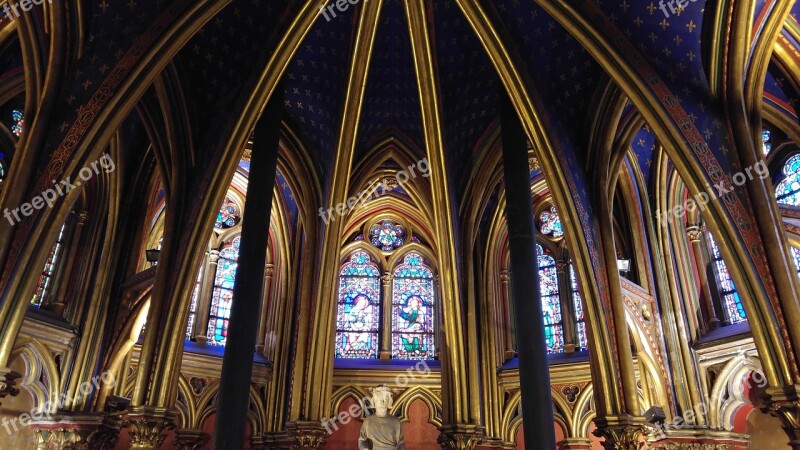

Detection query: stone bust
(358, 385), (404, 450)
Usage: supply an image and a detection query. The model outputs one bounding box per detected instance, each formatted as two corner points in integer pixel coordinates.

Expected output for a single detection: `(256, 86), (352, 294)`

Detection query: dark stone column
(499, 92), (556, 449)
(212, 89), (283, 449)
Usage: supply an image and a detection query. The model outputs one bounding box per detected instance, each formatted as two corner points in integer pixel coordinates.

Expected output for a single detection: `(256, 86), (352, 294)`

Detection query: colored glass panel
(776, 155), (800, 206)
(570, 264), (587, 350)
(762, 130), (772, 156)
(207, 237), (240, 345)
(11, 110), (23, 138)
(539, 206), (564, 238)
(792, 247), (800, 277)
(215, 197), (241, 229)
(392, 252), (435, 360)
(336, 250), (381, 358)
(537, 244), (564, 353)
(31, 224), (66, 307)
(369, 220), (405, 251)
(707, 233), (746, 324)
(186, 271), (202, 340)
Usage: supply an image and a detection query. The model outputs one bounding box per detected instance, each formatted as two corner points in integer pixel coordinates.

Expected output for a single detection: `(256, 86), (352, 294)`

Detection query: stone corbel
(286, 421), (327, 450)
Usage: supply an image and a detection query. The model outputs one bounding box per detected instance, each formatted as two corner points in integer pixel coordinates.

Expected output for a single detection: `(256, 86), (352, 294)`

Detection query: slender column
(499, 269), (515, 361)
(194, 250), (219, 344)
(556, 258), (577, 353)
(686, 224), (720, 331)
(51, 210), (88, 315)
(212, 88), (282, 450)
(256, 263), (275, 353)
(379, 271), (392, 359)
(500, 92), (556, 449)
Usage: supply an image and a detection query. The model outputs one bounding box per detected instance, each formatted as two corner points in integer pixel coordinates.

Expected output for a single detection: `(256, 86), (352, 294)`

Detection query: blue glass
(537, 244), (564, 353)
(707, 233), (746, 324)
(762, 130), (772, 156)
(776, 155), (800, 206)
(392, 252), (435, 359)
(370, 220), (405, 251)
(11, 109), (23, 137)
(570, 264), (587, 350)
(336, 250), (381, 358)
(207, 237), (241, 345)
(539, 206), (564, 238)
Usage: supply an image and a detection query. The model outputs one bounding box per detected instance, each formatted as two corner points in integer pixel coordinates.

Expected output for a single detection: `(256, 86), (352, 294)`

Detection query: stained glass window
(11, 109), (23, 138)
(392, 252), (435, 360)
(207, 237), (240, 345)
(776, 155), (800, 206)
(570, 264), (587, 350)
(186, 270), (202, 340)
(369, 220), (405, 251)
(792, 247), (800, 277)
(539, 206), (564, 238)
(31, 223), (66, 307)
(336, 250), (381, 358)
(706, 233), (745, 324)
(762, 130), (772, 156)
(537, 244), (564, 353)
(215, 197), (241, 229)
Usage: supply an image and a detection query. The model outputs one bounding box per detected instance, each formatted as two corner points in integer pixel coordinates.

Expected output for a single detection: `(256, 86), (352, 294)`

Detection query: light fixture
(644, 406), (666, 425)
(617, 259), (631, 273)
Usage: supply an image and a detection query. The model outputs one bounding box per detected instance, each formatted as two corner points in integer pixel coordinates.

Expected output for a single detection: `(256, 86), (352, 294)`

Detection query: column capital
(286, 421), (327, 450)
(123, 407), (177, 450)
(173, 428), (209, 450)
(759, 385), (800, 447)
(208, 250), (221, 263)
(381, 271), (392, 285)
(592, 416), (647, 450)
(0, 367), (20, 402)
(29, 412), (123, 449)
(555, 258), (569, 274)
(265, 263), (275, 277)
(499, 269), (510, 282)
(686, 224), (706, 242)
(437, 423), (486, 450)
(77, 209), (89, 224)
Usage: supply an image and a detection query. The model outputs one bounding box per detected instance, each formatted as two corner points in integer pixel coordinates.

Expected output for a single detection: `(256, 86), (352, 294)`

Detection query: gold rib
(305, 0), (385, 420)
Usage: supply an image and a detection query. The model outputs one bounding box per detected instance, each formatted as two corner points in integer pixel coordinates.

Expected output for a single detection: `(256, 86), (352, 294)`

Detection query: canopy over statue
(358, 385), (404, 450)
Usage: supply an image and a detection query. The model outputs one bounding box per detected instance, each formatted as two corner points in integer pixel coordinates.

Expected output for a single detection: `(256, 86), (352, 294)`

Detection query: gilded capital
(437, 424), (486, 450)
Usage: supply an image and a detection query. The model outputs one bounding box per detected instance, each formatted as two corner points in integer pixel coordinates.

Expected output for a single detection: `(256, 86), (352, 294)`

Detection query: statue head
(370, 385), (393, 417)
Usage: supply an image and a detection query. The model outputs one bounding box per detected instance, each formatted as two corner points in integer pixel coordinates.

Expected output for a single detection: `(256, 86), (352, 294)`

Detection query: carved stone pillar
(556, 258), (577, 353)
(437, 424), (486, 450)
(286, 421), (327, 450)
(256, 263), (275, 354)
(686, 224), (720, 331)
(558, 438), (593, 449)
(124, 407), (177, 450)
(593, 416), (646, 450)
(172, 429), (208, 450)
(379, 271), (392, 359)
(499, 269), (515, 361)
(194, 250), (220, 344)
(52, 210), (88, 315)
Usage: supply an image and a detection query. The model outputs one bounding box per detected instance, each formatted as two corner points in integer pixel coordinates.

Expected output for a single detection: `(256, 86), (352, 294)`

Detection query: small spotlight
(617, 259), (631, 273)
(644, 406), (666, 425)
(145, 249), (161, 263)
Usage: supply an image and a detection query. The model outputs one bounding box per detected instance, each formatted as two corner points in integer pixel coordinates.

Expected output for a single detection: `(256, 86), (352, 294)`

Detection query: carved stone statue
(358, 385), (404, 450)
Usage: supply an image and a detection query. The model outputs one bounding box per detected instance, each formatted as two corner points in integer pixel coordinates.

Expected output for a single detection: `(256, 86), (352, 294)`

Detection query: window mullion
(380, 270), (392, 360)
